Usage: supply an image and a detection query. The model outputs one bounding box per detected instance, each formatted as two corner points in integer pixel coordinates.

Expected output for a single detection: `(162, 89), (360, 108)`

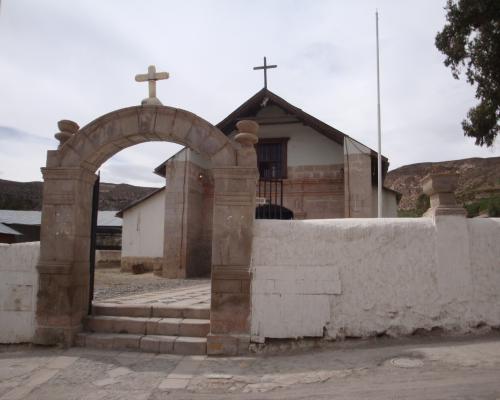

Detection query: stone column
(34, 166), (96, 346)
(162, 158), (189, 278)
(207, 121), (259, 355)
(162, 152), (214, 278)
(422, 173), (472, 305)
(343, 138), (373, 218)
(422, 173), (467, 217)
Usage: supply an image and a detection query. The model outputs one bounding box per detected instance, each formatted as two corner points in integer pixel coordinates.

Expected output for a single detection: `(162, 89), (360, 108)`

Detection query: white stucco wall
(121, 189), (165, 258)
(0, 242), (39, 343)
(259, 122), (344, 166)
(229, 105), (345, 166)
(251, 217), (500, 341)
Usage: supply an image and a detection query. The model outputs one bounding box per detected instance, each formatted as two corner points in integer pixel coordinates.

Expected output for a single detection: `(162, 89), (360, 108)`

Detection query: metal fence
(256, 179), (292, 219)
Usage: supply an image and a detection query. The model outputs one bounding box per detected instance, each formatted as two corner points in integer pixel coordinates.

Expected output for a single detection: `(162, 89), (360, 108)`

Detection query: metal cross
(253, 57), (277, 89)
(135, 65), (169, 105)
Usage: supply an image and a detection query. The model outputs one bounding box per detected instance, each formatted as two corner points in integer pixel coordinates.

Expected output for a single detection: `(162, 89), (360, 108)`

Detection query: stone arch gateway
(35, 105), (259, 355)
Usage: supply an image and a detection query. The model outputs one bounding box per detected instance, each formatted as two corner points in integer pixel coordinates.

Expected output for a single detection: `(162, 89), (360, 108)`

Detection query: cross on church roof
(253, 57), (277, 89)
(135, 65), (169, 106)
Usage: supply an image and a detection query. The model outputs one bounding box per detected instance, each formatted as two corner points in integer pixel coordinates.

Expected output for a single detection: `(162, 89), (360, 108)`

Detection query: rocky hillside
(0, 179), (158, 211)
(386, 156), (500, 211)
(2, 156), (499, 215)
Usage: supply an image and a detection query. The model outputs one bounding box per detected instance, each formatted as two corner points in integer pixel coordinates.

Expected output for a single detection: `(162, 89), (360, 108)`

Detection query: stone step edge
(86, 315), (210, 325)
(84, 315), (210, 337)
(92, 303), (210, 319)
(75, 332), (207, 355)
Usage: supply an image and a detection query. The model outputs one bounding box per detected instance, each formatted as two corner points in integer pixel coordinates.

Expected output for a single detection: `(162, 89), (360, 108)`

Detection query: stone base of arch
(34, 165), (258, 352)
(206, 167), (257, 355)
(34, 167), (96, 346)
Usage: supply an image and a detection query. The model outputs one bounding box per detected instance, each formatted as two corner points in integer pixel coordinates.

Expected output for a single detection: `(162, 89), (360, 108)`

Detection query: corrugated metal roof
(0, 210), (122, 227)
(0, 210), (41, 225)
(115, 187), (165, 218)
(0, 222), (21, 235)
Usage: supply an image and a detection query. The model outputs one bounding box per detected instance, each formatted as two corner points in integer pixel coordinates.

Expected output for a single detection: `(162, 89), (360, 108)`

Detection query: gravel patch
(93, 267), (210, 301)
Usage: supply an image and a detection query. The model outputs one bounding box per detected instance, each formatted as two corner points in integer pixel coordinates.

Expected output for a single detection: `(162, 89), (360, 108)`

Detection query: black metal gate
(256, 179), (292, 219)
(88, 172), (100, 314)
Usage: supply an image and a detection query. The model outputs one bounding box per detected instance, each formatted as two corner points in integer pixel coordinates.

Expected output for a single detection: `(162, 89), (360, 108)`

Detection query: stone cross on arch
(135, 65), (169, 105)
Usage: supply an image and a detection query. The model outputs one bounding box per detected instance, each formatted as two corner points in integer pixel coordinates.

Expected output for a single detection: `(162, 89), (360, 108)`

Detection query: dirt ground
(93, 267), (210, 301)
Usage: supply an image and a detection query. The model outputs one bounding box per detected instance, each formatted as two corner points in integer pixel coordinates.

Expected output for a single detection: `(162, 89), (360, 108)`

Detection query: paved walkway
(95, 283), (211, 308)
(94, 266), (210, 301)
(1, 334), (500, 399)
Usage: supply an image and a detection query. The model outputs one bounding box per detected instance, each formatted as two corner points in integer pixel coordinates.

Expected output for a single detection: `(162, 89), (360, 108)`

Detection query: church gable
(255, 104), (290, 119)
(155, 88), (389, 177)
(217, 88), (389, 182)
(217, 88), (345, 147)
(251, 103), (345, 170)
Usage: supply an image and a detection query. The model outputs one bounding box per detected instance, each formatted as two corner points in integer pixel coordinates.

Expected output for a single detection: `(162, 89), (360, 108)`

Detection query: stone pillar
(344, 138), (373, 217)
(162, 153), (213, 278)
(422, 173), (466, 217)
(422, 173), (472, 305)
(207, 121), (259, 355)
(34, 166), (96, 346)
(162, 158), (189, 278)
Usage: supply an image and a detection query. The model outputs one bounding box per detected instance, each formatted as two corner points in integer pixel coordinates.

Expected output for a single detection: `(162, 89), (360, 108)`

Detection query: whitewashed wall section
(121, 189), (165, 258)
(0, 242), (39, 343)
(250, 218), (500, 341)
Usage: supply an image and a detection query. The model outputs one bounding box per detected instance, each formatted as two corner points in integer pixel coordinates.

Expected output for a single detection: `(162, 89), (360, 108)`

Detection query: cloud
(0, 126), (55, 181)
(0, 126), (54, 144)
(0, 0), (498, 184)
(100, 161), (164, 187)
(99, 142), (183, 187)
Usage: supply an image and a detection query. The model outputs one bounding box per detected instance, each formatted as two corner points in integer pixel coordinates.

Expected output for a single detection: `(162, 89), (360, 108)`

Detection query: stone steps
(75, 332), (207, 355)
(92, 302), (210, 319)
(76, 302), (210, 355)
(84, 315), (210, 337)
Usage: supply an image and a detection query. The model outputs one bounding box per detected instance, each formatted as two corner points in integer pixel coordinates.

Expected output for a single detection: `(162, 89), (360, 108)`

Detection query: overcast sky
(0, 0), (498, 187)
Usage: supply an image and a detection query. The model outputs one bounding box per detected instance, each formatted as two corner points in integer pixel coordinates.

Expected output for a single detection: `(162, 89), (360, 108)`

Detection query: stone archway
(35, 105), (258, 355)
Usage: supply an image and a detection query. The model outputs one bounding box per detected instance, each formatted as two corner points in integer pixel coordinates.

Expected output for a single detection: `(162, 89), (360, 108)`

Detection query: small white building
(116, 187), (165, 273)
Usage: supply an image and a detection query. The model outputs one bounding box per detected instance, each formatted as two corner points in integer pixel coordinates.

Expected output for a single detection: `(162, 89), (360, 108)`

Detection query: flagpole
(376, 10), (383, 218)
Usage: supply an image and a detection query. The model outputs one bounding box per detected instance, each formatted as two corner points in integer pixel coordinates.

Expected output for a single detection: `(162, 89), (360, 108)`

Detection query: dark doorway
(256, 204), (293, 220)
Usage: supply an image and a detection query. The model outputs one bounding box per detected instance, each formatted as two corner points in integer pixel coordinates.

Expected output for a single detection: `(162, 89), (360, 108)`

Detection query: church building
(117, 88), (399, 277)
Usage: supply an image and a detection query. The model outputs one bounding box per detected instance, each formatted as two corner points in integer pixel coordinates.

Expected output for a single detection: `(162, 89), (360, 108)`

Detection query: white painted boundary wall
(0, 242), (39, 343)
(251, 217), (500, 340)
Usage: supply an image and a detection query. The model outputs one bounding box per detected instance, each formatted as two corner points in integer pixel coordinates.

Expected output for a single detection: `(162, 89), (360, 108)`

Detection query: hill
(2, 156), (499, 216)
(0, 179), (158, 211)
(386, 156), (500, 214)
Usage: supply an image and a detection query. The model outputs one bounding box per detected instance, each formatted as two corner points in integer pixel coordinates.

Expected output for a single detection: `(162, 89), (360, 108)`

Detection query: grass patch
(464, 195), (500, 217)
(398, 209), (424, 218)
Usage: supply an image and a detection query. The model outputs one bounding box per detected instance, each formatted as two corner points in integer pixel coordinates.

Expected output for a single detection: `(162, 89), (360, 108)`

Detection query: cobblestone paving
(1, 335), (500, 399)
(95, 283), (211, 308)
(93, 267), (210, 301)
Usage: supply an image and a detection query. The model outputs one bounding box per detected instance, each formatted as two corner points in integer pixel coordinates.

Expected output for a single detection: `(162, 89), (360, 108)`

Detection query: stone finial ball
(58, 120), (80, 134)
(236, 120), (259, 135)
(234, 132), (258, 146)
